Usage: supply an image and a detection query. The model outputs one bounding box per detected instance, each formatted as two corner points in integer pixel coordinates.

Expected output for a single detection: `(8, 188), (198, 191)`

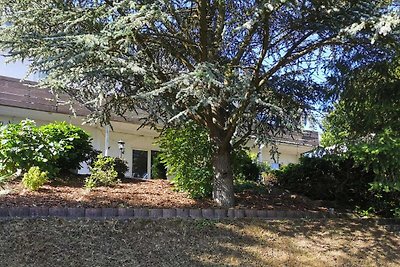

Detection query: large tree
(0, 0), (398, 206)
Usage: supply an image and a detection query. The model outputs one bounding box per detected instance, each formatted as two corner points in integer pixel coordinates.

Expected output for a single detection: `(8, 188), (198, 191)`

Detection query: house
(0, 75), (319, 178)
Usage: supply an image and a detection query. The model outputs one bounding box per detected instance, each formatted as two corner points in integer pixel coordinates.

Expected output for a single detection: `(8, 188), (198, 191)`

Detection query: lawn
(0, 218), (398, 267)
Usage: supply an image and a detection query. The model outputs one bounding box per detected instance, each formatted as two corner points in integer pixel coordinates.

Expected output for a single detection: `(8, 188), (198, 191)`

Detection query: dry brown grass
(0, 218), (398, 267)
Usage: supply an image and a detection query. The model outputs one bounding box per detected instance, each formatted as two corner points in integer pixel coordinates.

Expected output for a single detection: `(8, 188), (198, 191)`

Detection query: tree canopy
(322, 53), (400, 187)
(1, 0), (399, 206)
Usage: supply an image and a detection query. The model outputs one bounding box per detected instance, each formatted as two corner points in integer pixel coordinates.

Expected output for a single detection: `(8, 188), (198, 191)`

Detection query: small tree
(1, 1), (398, 206)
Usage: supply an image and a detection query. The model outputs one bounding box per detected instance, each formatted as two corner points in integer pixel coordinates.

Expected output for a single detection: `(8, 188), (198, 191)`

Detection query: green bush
(86, 155), (120, 188)
(113, 157), (129, 178)
(157, 122), (214, 198)
(275, 154), (400, 217)
(232, 149), (261, 182)
(88, 155), (128, 179)
(157, 122), (265, 198)
(0, 120), (94, 178)
(151, 153), (167, 179)
(0, 120), (57, 175)
(275, 156), (374, 203)
(40, 122), (93, 172)
(22, 166), (48, 191)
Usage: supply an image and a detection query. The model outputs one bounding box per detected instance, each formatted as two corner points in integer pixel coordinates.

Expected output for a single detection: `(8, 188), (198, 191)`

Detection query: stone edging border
(0, 207), (338, 220)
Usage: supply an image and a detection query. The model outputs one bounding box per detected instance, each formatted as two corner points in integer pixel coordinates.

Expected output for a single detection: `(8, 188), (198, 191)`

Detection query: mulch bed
(0, 176), (332, 211)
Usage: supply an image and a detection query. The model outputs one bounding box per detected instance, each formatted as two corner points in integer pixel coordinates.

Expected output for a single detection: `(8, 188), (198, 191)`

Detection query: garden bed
(0, 176), (333, 212)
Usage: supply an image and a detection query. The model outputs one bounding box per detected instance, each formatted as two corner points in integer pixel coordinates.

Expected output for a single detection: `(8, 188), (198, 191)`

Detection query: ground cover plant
(85, 155), (128, 188)
(22, 166), (49, 191)
(0, 218), (398, 267)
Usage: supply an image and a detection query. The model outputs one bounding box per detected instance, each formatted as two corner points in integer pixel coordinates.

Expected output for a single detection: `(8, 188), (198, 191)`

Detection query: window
(132, 150), (148, 178)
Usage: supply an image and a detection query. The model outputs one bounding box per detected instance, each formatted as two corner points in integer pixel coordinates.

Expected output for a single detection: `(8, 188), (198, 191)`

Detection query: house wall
(249, 143), (310, 167)
(0, 105), (315, 178)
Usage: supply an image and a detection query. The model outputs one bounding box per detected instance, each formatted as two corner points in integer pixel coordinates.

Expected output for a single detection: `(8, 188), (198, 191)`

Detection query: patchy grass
(0, 218), (398, 267)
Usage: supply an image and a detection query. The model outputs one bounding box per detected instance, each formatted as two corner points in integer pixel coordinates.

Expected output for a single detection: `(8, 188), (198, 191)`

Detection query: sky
(0, 56), (38, 81)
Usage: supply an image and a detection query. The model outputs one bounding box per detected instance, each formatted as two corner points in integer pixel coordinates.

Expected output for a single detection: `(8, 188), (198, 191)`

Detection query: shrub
(113, 157), (129, 178)
(40, 122), (93, 172)
(0, 120), (94, 178)
(157, 122), (214, 198)
(151, 153), (167, 179)
(86, 155), (120, 188)
(0, 120), (57, 175)
(232, 149), (261, 182)
(22, 166), (48, 191)
(275, 155), (374, 203)
(275, 153), (400, 217)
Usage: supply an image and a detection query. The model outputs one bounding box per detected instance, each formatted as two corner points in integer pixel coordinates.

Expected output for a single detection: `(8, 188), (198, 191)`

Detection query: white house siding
(249, 142), (312, 167)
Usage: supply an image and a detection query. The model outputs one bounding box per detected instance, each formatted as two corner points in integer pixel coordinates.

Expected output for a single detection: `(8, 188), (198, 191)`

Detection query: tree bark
(212, 144), (235, 207)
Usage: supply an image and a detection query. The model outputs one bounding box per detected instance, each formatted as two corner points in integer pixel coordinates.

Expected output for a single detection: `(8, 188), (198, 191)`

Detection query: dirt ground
(0, 218), (398, 267)
(0, 177), (332, 211)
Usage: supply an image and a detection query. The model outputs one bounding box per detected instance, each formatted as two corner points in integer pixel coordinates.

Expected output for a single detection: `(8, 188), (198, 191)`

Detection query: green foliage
(0, 120), (58, 175)
(86, 155), (120, 188)
(233, 178), (268, 195)
(113, 157), (129, 179)
(232, 149), (261, 182)
(350, 129), (400, 183)
(276, 154), (400, 217)
(0, 120), (93, 178)
(322, 57), (400, 216)
(40, 122), (93, 172)
(157, 122), (213, 198)
(151, 153), (167, 179)
(275, 155), (374, 203)
(157, 122), (264, 198)
(22, 166), (48, 191)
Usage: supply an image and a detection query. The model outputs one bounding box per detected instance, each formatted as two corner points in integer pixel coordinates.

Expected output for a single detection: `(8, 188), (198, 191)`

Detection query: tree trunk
(212, 145), (235, 207)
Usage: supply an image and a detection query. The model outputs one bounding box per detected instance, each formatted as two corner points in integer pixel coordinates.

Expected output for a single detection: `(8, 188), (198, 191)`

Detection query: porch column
(104, 125), (110, 156)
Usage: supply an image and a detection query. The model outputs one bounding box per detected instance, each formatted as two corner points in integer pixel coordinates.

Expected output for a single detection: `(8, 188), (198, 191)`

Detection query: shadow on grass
(0, 218), (399, 267)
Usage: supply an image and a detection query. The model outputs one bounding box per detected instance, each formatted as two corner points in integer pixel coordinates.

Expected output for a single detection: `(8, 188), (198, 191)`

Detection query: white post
(147, 151), (152, 179)
(104, 125), (110, 156)
(258, 144), (264, 164)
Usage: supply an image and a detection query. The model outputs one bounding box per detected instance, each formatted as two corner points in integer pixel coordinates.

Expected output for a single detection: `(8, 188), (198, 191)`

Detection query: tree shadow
(0, 218), (398, 267)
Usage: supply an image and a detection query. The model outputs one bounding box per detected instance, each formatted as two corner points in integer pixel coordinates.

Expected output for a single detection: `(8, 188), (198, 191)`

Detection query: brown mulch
(0, 176), (332, 211)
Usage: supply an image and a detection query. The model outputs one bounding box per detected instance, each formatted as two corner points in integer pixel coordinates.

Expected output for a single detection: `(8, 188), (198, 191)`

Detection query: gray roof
(0, 75), (89, 116)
